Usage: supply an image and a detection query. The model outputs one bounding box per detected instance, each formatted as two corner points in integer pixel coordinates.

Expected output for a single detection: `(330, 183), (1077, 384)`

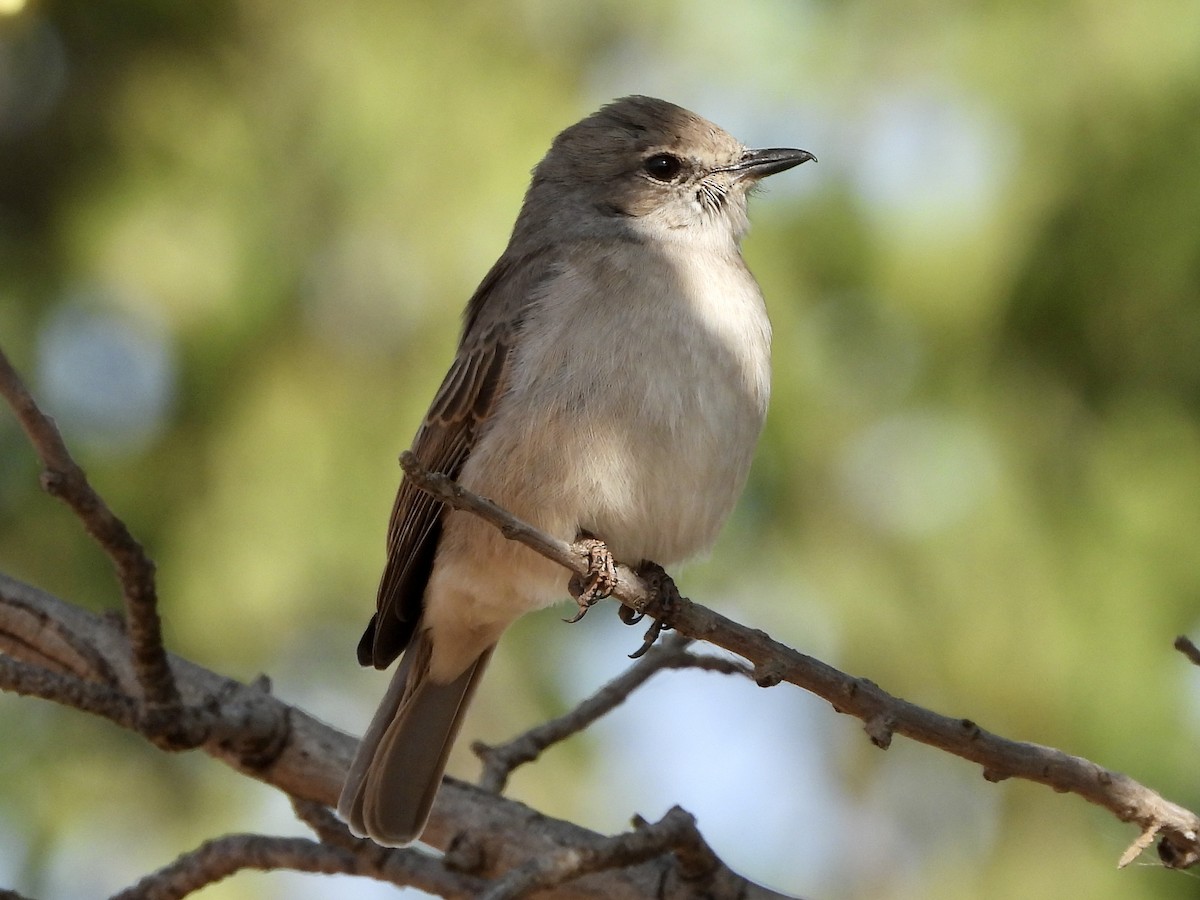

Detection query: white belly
(479, 241), (771, 566)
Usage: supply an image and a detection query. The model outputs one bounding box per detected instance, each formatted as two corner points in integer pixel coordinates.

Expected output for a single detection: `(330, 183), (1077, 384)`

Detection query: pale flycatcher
(338, 95), (813, 845)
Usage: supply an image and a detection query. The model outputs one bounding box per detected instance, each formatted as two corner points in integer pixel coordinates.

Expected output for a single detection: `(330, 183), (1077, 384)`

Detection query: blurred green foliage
(2, 1), (1199, 898)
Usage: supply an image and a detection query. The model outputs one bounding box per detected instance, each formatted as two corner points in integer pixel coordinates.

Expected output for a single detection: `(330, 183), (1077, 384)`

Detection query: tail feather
(338, 631), (493, 846)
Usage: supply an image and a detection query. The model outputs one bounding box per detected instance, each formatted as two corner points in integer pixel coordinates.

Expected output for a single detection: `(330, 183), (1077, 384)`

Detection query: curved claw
(563, 603), (591, 625)
(618, 604), (645, 626)
(628, 617), (667, 658)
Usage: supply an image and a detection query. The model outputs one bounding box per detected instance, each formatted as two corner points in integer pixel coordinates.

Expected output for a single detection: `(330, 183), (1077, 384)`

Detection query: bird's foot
(565, 535), (618, 624)
(622, 560), (682, 658)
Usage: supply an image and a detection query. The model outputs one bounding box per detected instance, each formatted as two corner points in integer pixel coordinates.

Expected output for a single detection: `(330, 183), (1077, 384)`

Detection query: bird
(338, 95), (814, 846)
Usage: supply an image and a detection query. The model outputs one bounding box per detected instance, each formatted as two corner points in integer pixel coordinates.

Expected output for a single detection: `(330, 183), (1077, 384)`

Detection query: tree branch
(473, 633), (751, 793)
(0, 574), (794, 900)
(398, 451), (1200, 870)
(0, 348), (183, 741)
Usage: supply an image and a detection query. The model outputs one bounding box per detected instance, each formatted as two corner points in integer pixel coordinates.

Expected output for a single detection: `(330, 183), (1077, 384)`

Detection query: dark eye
(642, 153), (684, 182)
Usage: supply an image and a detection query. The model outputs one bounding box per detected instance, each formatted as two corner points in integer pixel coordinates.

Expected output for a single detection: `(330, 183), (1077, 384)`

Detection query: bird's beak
(722, 147), (817, 182)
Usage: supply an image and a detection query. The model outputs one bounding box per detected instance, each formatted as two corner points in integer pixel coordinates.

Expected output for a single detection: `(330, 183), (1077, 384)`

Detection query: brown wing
(357, 249), (551, 668)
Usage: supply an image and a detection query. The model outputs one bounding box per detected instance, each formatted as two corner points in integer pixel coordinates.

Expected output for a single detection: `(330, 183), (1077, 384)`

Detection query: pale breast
(473, 239), (771, 569)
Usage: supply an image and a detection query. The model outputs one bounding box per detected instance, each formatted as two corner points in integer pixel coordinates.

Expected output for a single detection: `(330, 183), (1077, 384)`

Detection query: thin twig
(399, 451), (1200, 870)
(0, 348), (183, 741)
(473, 634), (751, 793)
(108, 833), (486, 900)
(0, 655), (138, 728)
(1120, 824), (1162, 869)
(479, 806), (792, 900)
(399, 450), (656, 606)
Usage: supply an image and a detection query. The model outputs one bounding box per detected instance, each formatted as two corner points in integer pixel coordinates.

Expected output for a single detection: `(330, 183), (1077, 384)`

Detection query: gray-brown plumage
(338, 95), (813, 846)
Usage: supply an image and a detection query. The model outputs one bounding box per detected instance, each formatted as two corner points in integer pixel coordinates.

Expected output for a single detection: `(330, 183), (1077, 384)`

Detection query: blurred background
(2, 1), (1200, 897)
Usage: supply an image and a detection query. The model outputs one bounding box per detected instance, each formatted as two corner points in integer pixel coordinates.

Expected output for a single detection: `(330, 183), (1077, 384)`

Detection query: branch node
(250, 673), (273, 693)
(753, 660), (785, 688)
(1174, 635), (1200, 667)
(472, 737), (523, 795)
(40, 468), (67, 495)
(1158, 830), (1200, 869)
(655, 806), (721, 881)
(139, 700), (203, 750)
(845, 677), (875, 699)
(444, 830), (489, 875)
(864, 714), (894, 749)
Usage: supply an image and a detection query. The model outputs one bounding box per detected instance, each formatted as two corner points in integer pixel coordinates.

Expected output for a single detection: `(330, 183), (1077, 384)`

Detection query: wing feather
(357, 249), (551, 668)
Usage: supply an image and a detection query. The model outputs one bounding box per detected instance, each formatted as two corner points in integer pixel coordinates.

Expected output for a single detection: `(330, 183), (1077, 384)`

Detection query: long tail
(338, 630), (493, 846)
